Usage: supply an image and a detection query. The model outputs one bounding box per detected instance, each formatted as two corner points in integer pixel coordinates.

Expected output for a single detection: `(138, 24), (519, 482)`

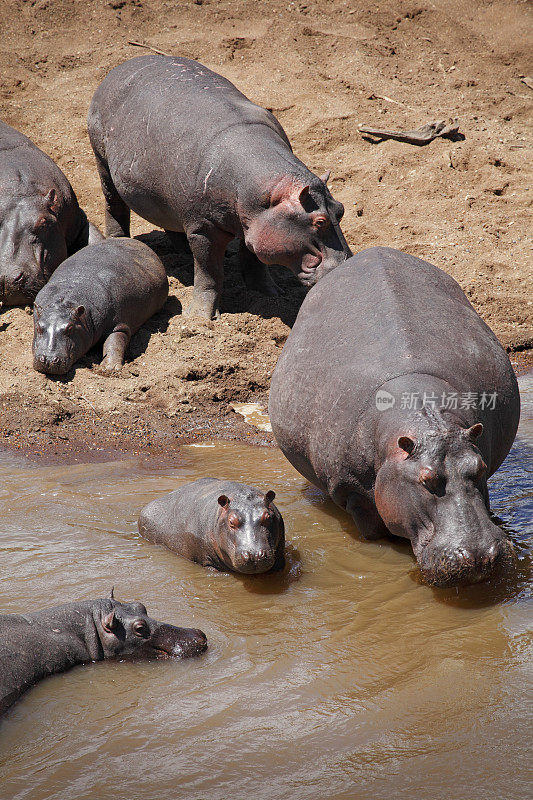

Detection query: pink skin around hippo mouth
(297, 250), (322, 284)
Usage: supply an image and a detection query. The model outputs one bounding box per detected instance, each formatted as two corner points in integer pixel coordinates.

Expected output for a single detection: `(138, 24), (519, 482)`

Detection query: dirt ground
(0, 0), (532, 461)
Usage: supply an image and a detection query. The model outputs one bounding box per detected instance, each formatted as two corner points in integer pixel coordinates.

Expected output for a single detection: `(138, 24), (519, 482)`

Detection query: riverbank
(1, 0), (531, 463)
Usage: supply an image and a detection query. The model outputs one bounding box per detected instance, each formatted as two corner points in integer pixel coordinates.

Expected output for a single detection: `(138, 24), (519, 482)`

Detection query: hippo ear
(218, 494), (230, 509)
(102, 610), (117, 633)
(45, 188), (60, 215)
(320, 170), (331, 184)
(265, 490), (276, 505)
(467, 423), (483, 441)
(297, 185), (311, 204)
(398, 435), (415, 456)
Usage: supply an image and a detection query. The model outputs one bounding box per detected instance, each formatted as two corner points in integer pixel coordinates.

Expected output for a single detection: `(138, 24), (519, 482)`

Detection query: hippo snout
(33, 352), (69, 376)
(234, 548), (276, 574)
(417, 536), (514, 588)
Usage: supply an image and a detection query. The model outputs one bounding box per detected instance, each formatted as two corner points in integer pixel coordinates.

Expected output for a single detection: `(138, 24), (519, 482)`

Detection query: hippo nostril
(39, 355), (47, 364)
(13, 271), (24, 284)
(52, 357), (60, 365)
(242, 551), (251, 562)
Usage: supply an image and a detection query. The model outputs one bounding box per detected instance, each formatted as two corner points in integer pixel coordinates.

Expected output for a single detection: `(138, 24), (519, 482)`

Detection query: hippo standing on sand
(139, 478), (285, 574)
(269, 247), (520, 587)
(88, 55), (352, 320)
(0, 595), (207, 715)
(0, 120), (102, 306)
(32, 238), (168, 375)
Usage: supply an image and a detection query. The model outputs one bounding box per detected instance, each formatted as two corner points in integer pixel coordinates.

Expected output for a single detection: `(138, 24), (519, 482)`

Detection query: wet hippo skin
(0, 596), (207, 715)
(88, 55), (352, 320)
(0, 120), (102, 306)
(32, 237), (169, 375)
(139, 477), (286, 574)
(269, 246), (520, 587)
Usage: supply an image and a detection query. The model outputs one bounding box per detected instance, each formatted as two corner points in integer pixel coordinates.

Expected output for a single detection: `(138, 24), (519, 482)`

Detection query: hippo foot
(96, 358), (124, 377)
(184, 299), (220, 321)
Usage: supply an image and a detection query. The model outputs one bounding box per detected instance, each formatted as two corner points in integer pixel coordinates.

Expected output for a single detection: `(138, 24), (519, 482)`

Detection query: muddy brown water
(0, 379), (531, 800)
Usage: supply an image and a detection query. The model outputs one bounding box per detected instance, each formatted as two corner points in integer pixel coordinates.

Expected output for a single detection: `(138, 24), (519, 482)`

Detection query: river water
(0, 377), (531, 800)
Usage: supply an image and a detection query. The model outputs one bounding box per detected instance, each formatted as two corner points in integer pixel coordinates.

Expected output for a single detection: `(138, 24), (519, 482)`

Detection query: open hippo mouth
(135, 625), (208, 660)
(415, 537), (515, 588)
(297, 251), (322, 287)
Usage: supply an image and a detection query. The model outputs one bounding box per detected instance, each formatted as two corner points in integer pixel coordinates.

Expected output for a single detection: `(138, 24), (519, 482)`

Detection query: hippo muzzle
(415, 531), (515, 588)
(232, 547), (276, 574)
(133, 623), (208, 660)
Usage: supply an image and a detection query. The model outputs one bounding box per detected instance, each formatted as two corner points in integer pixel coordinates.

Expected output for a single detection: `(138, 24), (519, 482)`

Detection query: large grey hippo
(0, 596), (207, 715)
(0, 119), (102, 306)
(269, 247), (520, 587)
(88, 55), (352, 320)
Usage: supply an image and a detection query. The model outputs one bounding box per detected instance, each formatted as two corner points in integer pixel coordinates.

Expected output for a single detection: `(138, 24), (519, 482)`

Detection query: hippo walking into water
(32, 238), (168, 375)
(0, 596), (207, 715)
(88, 55), (352, 320)
(269, 247), (520, 587)
(0, 120), (102, 306)
(139, 478), (285, 574)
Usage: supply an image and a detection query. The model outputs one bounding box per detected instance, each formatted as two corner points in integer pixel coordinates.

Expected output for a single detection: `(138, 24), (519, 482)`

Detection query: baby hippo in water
(0, 595), (207, 715)
(32, 238), (168, 375)
(139, 478), (285, 574)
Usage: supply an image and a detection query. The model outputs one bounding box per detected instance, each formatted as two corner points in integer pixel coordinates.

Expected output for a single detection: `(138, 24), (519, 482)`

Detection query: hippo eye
(313, 214), (329, 231)
(132, 620), (150, 638)
(228, 513), (240, 528)
(469, 458), (487, 481)
(13, 271), (24, 284)
(419, 468), (442, 493)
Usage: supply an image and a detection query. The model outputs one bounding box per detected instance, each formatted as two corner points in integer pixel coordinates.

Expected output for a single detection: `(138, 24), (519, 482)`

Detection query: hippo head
(243, 173), (352, 287)
(214, 490), (283, 574)
(93, 598), (207, 660)
(32, 300), (93, 375)
(0, 189), (67, 306)
(374, 420), (514, 587)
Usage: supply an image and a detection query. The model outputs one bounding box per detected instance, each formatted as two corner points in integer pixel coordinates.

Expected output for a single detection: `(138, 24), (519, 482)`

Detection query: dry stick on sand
(358, 119), (461, 146)
(127, 40), (173, 57)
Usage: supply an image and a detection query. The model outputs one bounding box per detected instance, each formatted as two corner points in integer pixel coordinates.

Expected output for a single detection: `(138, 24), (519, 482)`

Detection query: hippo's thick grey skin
(0, 120), (102, 306)
(32, 238), (168, 375)
(269, 247), (520, 588)
(88, 55), (352, 320)
(139, 478), (285, 574)
(0, 596), (207, 715)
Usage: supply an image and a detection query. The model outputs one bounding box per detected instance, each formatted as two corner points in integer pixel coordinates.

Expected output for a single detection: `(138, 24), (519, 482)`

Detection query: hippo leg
(346, 496), (388, 540)
(184, 228), (232, 320)
(69, 209), (105, 254)
(93, 151), (130, 238)
(99, 326), (131, 372)
(239, 240), (280, 297)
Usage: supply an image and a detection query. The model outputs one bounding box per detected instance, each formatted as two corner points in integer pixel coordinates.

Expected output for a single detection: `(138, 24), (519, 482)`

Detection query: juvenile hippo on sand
(0, 120), (102, 306)
(139, 478), (285, 574)
(32, 238), (168, 375)
(269, 247), (520, 587)
(88, 55), (352, 320)
(0, 596), (207, 715)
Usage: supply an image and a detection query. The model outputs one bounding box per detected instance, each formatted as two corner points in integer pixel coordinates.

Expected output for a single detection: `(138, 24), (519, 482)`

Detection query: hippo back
(269, 247), (519, 494)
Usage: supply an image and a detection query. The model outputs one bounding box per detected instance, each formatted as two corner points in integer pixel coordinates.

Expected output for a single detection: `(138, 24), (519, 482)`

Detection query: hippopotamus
(269, 247), (520, 587)
(0, 595), (207, 715)
(138, 478), (285, 574)
(0, 119), (102, 306)
(32, 237), (168, 375)
(88, 55), (352, 320)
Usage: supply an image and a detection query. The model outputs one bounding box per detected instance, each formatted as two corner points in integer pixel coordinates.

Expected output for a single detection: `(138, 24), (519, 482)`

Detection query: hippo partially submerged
(0, 596), (207, 715)
(139, 478), (285, 574)
(0, 120), (102, 306)
(269, 247), (520, 587)
(88, 55), (351, 320)
(32, 238), (168, 375)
